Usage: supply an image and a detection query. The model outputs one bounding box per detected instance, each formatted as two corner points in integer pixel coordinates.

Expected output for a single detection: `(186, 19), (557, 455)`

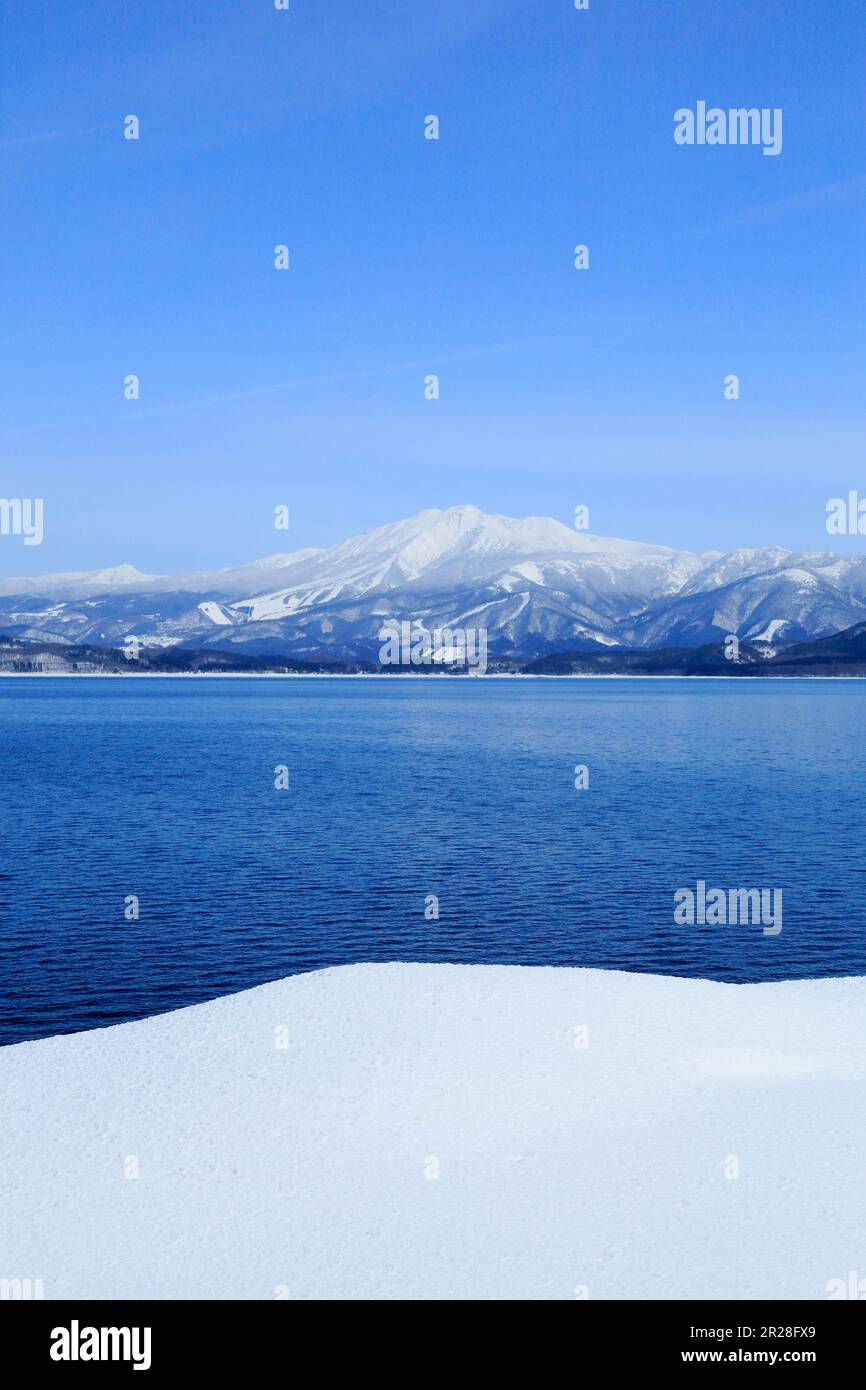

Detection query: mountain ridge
(1, 505), (863, 660)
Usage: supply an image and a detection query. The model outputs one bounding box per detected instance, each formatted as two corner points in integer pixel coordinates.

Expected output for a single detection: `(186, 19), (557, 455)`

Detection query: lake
(1, 676), (863, 1043)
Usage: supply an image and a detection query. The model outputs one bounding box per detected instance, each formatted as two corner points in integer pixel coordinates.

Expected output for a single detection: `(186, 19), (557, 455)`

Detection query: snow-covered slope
(0, 563), (158, 600)
(3, 962), (865, 1299)
(625, 565), (866, 649)
(0, 550), (323, 601)
(1, 506), (865, 657)
(232, 505), (701, 620)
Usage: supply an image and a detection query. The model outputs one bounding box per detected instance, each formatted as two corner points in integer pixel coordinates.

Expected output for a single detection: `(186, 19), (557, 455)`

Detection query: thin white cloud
(0, 125), (107, 150)
(138, 337), (576, 419)
(721, 173), (866, 228)
(0, 336), (577, 439)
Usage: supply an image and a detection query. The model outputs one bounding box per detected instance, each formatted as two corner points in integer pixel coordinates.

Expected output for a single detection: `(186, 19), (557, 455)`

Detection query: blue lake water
(1, 676), (864, 1043)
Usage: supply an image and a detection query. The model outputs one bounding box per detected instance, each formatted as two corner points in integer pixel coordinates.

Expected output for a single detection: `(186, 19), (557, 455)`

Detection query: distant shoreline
(2, 671), (865, 682)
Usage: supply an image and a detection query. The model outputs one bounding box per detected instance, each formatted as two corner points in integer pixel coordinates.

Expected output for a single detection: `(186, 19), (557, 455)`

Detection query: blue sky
(2, 0), (865, 575)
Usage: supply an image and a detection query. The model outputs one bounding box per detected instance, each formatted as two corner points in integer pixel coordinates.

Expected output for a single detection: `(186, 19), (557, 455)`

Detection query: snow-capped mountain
(0, 552), (324, 601)
(1, 505), (864, 659)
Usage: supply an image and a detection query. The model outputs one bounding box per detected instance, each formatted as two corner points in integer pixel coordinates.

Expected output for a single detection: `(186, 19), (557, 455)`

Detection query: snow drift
(2, 962), (865, 1300)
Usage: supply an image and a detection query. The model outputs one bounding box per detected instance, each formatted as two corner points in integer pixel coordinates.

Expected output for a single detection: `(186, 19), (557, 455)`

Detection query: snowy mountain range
(2, 504), (865, 661)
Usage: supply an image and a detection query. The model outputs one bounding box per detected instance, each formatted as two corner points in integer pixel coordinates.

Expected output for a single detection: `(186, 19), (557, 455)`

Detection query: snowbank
(2, 963), (865, 1300)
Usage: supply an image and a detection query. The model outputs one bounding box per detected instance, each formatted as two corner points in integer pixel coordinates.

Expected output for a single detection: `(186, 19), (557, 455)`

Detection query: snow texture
(2, 962), (864, 1300)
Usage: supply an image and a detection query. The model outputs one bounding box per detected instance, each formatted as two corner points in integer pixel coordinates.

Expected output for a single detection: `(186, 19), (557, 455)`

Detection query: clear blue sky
(2, 0), (865, 575)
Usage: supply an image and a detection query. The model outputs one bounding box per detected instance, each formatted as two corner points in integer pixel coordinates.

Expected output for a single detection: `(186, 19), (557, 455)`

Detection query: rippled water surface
(1, 676), (864, 1043)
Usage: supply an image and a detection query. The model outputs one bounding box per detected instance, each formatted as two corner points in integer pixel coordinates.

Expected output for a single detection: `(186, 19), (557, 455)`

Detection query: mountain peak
(2, 506), (864, 662)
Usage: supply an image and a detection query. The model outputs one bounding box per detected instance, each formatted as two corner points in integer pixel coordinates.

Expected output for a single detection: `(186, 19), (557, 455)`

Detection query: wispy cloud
(138, 337), (576, 419)
(0, 125), (107, 151)
(0, 336), (577, 441)
(719, 173), (866, 229)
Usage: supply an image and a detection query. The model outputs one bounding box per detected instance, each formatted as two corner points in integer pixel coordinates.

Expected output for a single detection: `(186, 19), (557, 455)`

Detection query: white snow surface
(749, 618), (790, 643)
(3, 962), (865, 1301)
(197, 600), (234, 626)
(232, 505), (702, 621)
(4, 507), (866, 652)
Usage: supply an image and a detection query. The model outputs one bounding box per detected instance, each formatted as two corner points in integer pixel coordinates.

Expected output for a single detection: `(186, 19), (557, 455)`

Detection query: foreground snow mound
(2, 963), (865, 1300)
